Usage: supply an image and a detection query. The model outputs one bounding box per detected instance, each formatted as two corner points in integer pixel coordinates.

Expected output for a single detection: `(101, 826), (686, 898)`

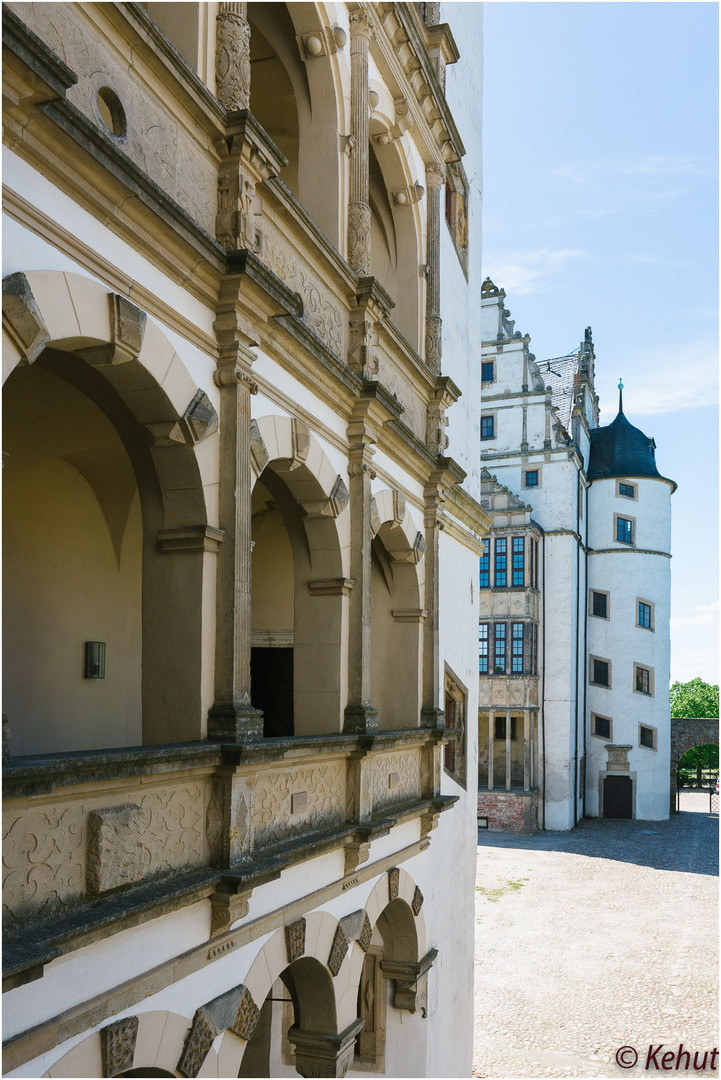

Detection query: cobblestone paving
(473, 795), (718, 1078)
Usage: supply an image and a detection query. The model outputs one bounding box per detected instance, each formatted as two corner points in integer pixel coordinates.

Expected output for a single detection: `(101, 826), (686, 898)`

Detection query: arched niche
(250, 415), (349, 736)
(2, 271), (217, 750)
(248, 3), (343, 244)
(368, 127), (424, 351)
(370, 489), (425, 730)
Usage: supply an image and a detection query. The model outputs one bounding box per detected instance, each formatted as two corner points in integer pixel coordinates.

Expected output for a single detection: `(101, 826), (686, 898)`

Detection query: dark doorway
(604, 775), (632, 819)
(251, 647), (294, 738)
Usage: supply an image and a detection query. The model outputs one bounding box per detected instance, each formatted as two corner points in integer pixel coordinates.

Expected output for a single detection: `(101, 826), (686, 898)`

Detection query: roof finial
(618, 378), (624, 414)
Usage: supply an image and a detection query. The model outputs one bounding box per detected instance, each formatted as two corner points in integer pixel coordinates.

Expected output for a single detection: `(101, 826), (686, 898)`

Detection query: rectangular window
(639, 724), (657, 750)
(511, 623), (524, 673)
(619, 482), (636, 498)
(481, 414), (495, 440)
(494, 715), (517, 740)
(494, 623), (506, 673)
(638, 601), (652, 629)
(512, 536), (525, 586)
(591, 658), (610, 687)
(479, 539), (490, 588)
(591, 591), (608, 619)
(592, 714), (612, 740)
(524, 470), (539, 488)
(635, 666), (651, 695)
(494, 537), (507, 587)
(616, 516), (633, 544)
(479, 623), (489, 673)
(482, 361), (494, 383)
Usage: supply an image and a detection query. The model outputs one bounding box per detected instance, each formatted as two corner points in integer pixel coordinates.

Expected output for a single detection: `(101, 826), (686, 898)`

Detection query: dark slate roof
(535, 352), (578, 434)
(588, 406), (676, 490)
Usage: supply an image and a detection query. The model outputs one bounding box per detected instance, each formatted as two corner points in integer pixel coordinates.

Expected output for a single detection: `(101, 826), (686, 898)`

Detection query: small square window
(639, 724), (657, 750)
(616, 516), (633, 544)
(591, 591), (608, 619)
(592, 714), (612, 740)
(482, 361), (495, 383)
(637, 601), (653, 630)
(524, 470), (539, 488)
(591, 658), (610, 687)
(481, 415), (495, 440)
(619, 482), (636, 499)
(635, 666), (652, 695)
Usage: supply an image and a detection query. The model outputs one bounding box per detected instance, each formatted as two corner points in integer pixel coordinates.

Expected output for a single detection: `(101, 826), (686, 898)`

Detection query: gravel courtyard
(473, 794), (719, 1078)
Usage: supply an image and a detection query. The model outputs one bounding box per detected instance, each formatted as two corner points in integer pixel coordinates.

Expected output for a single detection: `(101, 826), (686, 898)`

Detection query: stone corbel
(209, 888), (252, 937)
(2, 272), (50, 365)
(344, 839), (371, 875)
(393, 182), (425, 206)
(425, 375), (461, 455)
(380, 948), (438, 1016)
(347, 277), (394, 377)
(288, 1018), (365, 1079)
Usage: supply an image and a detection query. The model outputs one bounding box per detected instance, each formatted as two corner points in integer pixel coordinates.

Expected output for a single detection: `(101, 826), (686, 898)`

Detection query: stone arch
(370, 488), (425, 729)
(247, 2), (345, 246)
(251, 414), (349, 735)
(368, 111), (425, 350)
(44, 1009), (212, 1078)
(2, 271), (218, 747)
(670, 717), (719, 811)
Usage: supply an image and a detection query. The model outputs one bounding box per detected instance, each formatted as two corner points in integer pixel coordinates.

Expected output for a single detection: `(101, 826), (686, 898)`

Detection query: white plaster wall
(587, 476), (673, 554)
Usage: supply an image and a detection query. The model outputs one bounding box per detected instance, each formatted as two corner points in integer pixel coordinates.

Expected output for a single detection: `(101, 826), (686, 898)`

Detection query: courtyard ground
(473, 793), (719, 1078)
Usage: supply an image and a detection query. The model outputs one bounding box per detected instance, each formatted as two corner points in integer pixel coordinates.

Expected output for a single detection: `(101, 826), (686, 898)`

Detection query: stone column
(344, 402), (379, 734)
(420, 480), (445, 731)
(523, 711), (531, 791)
(288, 1020), (364, 1079)
(216, 2), (251, 112)
(207, 329), (263, 741)
(424, 162), (445, 374)
(347, 8), (373, 275)
(505, 711), (512, 791)
(487, 712), (494, 791)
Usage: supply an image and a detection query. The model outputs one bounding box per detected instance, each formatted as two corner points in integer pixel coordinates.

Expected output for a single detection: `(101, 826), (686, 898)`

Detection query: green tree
(669, 677), (719, 719)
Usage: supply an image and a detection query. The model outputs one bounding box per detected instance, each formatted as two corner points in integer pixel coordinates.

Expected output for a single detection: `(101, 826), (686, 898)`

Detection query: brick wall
(478, 790), (539, 834)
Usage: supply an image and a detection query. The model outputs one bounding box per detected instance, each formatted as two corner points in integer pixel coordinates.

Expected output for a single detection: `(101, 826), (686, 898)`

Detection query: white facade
(478, 281), (674, 830)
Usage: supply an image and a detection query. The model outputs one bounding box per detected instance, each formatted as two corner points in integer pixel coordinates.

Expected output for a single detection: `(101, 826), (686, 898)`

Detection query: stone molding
(288, 1018), (365, 1079)
(157, 526), (224, 554)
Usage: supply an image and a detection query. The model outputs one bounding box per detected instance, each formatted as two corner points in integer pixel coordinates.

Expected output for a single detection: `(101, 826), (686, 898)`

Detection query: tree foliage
(669, 677), (719, 719)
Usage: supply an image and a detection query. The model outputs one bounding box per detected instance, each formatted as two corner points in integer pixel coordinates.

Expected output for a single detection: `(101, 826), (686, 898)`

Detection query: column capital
(348, 6), (374, 40)
(425, 161), (446, 189)
(288, 1018), (365, 1078)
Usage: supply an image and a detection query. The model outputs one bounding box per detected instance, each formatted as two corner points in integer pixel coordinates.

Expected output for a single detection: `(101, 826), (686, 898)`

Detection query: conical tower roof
(587, 384), (676, 490)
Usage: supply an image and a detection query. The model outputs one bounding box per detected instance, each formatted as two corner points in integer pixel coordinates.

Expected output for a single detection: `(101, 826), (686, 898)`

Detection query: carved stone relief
(411, 885), (424, 916)
(388, 867), (400, 902)
(286, 917), (306, 963)
(3, 804), (85, 924)
(252, 762), (346, 849)
(371, 750), (421, 812)
(101, 1016), (139, 1078)
(87, 803), (145, 895)
(327, 923), (350, 976)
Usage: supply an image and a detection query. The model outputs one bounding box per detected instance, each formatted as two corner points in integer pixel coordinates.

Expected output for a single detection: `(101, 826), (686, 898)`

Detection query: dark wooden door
(604, 775), (632, 819)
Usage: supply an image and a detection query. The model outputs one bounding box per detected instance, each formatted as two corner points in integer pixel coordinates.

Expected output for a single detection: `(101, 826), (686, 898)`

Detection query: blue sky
(481, 1), (719, 685)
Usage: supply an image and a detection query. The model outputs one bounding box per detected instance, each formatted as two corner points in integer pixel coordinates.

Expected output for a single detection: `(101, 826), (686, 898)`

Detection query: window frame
(511, 622), (524, 673)
(589, 654), (612, 689)
(614, 512), (635, 546)
(494, 715), (517, 741)
(494, 536), (507, 587)
(444, 665), (468, 787)
(590, 589), (610, 620)
(616, 479), (638, 501)
(481, 360), (495, 384)
(511, 536), (525, 586)
(479, 539), (490, 589)
(494, 623), (507, 673)
(636, 597), (654, 631)
(638, 722), (658, 751)
(634, 663), (654, 697)
(481, 413), (495, 440)
(591, 713), (613, 741)
(523, 469), (540, 489)
(478, 622), (489, 673)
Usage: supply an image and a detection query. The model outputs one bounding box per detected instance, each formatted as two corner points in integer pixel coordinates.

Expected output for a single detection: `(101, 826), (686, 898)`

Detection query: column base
(343, 703), (379, 734)
(207, 703), (264, 742)
(420, 706), (445, 730)
(288, 1019), (364, 1079)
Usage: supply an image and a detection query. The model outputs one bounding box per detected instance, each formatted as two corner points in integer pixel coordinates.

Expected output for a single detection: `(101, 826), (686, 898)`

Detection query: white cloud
(595, 343), (718, 417)
(553, 154), (714, 182)
(485, 248), (590, 296)
(671, 612), (716, 629)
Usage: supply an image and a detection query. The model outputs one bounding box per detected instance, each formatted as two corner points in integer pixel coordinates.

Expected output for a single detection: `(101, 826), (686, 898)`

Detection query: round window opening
(97, 87), (127, 138)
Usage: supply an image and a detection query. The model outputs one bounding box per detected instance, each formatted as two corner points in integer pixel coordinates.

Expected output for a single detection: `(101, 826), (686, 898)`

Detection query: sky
(480, 1), (719, 686)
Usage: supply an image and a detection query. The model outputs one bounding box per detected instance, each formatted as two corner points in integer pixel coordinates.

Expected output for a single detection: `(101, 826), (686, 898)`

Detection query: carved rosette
(101, 1016), (138, 1077)
(216, 3), (251, 112)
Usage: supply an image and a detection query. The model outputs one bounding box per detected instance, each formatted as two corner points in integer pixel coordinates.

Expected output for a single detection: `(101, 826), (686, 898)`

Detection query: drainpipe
(572, 469), (581, 825)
